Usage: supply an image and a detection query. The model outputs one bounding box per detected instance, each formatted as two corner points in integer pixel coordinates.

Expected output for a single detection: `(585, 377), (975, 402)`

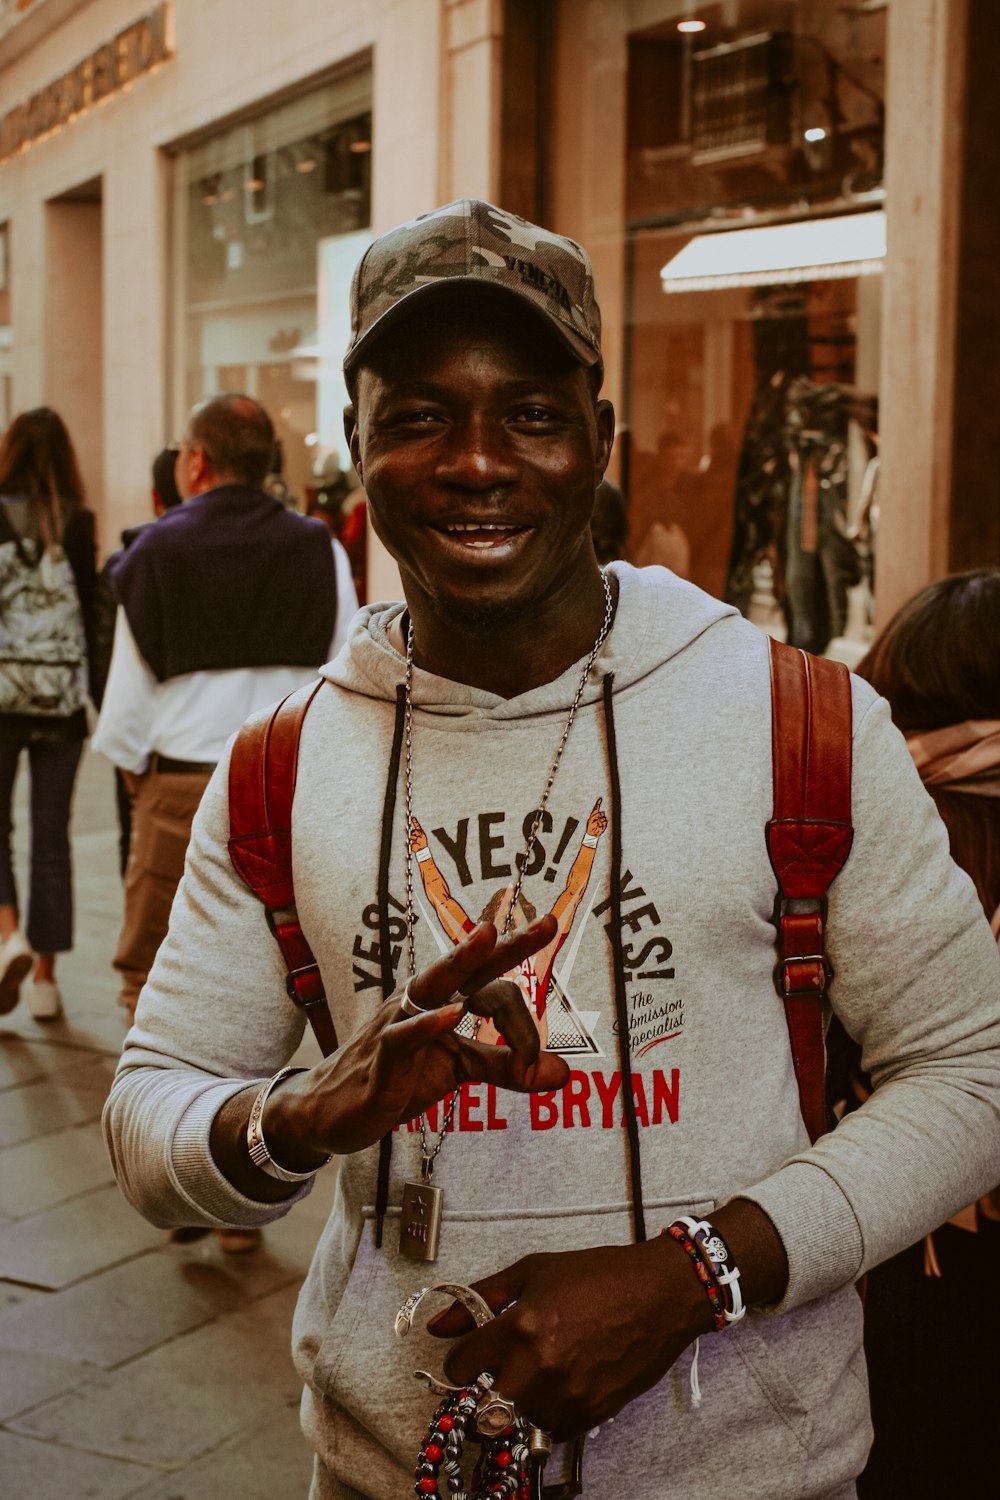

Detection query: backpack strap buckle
(773, 898), (834, 997)
(285, 964), (325, 1004)
(779, 954), (833, 997)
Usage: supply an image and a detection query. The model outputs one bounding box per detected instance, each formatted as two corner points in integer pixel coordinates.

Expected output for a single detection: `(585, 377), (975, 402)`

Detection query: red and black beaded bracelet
(414, 1376), (532, 1499)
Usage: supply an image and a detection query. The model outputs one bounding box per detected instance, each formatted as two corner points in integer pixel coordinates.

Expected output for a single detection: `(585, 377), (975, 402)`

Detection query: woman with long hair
(853, 568), (1000, 1497)
(0, 407), (97, 1020)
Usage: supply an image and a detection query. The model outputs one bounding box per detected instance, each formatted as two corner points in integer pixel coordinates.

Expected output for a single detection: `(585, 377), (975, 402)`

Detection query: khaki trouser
(114, 766), (213, 1019)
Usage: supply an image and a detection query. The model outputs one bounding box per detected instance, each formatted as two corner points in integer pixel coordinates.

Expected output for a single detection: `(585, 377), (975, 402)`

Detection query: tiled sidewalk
(0, 748), (333, 1497)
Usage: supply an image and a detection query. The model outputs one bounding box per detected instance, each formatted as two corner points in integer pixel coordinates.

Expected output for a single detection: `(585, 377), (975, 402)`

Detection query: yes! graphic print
(349, 801), (684, 1133)
(410, 801), (608, 1054)
(349, 802), (681, 1057)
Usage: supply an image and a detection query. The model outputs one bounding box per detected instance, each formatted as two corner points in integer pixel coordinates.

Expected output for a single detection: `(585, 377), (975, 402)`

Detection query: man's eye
(388, 409), (440, 428)
(512, 406), (556, 424)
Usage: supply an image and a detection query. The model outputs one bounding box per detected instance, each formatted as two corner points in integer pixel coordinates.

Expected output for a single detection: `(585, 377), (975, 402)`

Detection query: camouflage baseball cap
(344, 199), (603, 375)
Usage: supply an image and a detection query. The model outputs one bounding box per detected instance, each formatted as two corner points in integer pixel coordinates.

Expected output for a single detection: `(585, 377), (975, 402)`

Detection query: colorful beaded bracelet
(665, 1223), (728, 1333)
(672, 1214), (746, 1325)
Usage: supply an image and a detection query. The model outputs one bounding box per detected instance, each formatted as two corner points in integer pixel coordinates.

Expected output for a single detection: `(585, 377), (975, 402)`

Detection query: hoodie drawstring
(603, 676), (700, 1405)
(602, 672), (647, 1245)
(689, 1339), (703, 1407)
(373, 684), (408, 1247)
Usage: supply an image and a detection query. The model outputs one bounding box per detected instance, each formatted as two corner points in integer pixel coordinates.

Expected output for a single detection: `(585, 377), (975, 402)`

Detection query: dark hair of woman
(855, 569), (1000, 919)
(0, 407), (87, 549)
(856, 570), (1000, 730)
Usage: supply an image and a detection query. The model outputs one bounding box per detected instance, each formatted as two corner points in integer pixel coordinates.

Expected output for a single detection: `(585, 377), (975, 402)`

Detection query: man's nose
(435, 414), (518, 488)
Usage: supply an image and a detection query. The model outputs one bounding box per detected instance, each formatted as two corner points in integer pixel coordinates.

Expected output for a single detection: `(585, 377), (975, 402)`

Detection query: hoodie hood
(321, 562), (738, 719)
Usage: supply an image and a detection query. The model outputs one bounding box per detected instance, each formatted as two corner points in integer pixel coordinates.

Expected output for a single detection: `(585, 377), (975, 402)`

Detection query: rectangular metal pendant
(399, 1178), (444, 1262)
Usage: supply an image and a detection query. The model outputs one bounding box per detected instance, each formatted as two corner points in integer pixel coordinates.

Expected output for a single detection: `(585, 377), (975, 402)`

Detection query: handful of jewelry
(395, 1283), (553, 1500)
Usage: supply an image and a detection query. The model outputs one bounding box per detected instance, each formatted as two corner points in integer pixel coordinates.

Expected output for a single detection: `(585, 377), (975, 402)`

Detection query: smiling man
(104, 202), (1000, 1500)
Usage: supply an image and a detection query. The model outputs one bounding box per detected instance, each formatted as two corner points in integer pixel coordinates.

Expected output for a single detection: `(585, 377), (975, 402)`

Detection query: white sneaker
(0, 931), (33, 1015)
(28, 978), (62, 1021)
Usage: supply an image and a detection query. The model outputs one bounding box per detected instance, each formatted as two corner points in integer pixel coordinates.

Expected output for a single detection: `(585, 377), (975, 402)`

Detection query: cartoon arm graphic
(533, 799), (609, 995)
(550, 799), (608, 932)
(410, 818), (470, 944)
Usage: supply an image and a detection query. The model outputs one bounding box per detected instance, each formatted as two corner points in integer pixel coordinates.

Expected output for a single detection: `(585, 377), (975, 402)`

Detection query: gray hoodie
(104, 562), (1000, 1500)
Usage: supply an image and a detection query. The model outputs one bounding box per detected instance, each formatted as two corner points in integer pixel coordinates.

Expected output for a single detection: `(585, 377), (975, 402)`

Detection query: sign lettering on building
(0, 4), (175, 165)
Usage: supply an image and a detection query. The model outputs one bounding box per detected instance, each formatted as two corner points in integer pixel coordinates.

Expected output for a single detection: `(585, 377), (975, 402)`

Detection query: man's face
(346, 295), (614, 626)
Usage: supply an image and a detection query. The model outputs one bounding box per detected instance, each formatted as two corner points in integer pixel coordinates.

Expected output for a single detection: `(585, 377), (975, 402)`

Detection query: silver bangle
(246, 1067), (330, 1182)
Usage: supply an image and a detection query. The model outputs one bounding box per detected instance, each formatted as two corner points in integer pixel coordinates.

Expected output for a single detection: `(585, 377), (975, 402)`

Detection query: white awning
(660, 210), (886, 292)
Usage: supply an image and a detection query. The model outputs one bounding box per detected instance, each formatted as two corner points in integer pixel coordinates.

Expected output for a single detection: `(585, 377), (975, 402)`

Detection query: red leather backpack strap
(227, 678), (337, 1057)
(766, 638), (854, 1143)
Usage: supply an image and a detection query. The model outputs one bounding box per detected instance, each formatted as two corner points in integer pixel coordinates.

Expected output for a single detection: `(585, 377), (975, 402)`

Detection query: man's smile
(430, 520), (531, 552)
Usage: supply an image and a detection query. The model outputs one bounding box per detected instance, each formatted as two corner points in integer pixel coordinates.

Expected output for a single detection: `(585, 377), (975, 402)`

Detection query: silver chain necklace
(397, 570), (614, 1260)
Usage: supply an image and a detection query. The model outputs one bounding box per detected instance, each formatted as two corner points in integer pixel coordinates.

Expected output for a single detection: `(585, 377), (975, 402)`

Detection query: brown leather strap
(228, 679), (338, 1057)
(766, 638), (854, 1144)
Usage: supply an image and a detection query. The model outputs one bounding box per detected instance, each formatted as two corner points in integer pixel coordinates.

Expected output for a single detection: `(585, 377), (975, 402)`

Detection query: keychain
(395, 1282), (579, 1499)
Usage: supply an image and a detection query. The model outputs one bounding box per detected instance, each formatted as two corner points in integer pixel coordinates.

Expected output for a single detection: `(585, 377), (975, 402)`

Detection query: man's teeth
(443, 523), (518, 532)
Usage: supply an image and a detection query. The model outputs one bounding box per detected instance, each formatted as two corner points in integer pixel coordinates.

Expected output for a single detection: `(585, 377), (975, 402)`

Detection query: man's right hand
(210, 918), (569, 1196)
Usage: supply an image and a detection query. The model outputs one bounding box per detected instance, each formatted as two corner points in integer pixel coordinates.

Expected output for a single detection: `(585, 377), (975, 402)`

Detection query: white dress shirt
(92, 539), (358, 774)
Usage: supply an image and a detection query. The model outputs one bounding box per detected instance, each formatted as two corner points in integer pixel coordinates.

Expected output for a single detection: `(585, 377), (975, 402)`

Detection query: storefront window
(0, 222), (11, 432)
(171, 66), (372, 594)
(554, 0), (886, 660)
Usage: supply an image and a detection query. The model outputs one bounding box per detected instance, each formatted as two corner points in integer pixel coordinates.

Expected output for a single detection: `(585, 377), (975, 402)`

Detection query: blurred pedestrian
(589, 478), (627, 564)
(89, 446), (183, 878)
(0, 407), (97, 1020)
(93, 395), (357, 1031)
(263, 439), (298, 510)
(307, 457), (367, 603)
(852, 569), (1000, 1499)
(94, 394), (356, 1253)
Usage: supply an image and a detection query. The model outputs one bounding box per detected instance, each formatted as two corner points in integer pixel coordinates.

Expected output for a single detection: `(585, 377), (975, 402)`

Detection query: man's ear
(594, 399), (616, 484)
(344, 404), (362, 482)
(188, 445), (213, 491)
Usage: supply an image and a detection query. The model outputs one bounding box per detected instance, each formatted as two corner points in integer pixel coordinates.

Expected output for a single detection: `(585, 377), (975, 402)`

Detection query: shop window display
(171, 68), (371, 597)
(617, 0), (885, 660)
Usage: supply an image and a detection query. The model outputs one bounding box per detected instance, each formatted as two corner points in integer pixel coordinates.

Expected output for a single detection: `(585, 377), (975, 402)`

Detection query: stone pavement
(0, 747), (335, 1498)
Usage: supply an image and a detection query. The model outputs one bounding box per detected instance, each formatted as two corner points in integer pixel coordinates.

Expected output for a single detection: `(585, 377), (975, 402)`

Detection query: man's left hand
(427, 1237), (711, 1441)
(426, 1200), (789, 1440)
